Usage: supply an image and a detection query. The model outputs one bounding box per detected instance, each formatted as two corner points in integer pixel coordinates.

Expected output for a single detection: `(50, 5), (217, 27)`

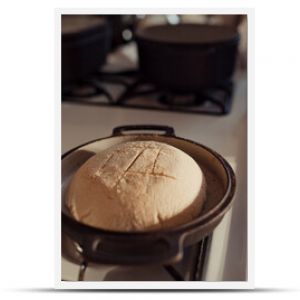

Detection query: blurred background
(61, 14), (248, 282)
(61, 14), (247, 108)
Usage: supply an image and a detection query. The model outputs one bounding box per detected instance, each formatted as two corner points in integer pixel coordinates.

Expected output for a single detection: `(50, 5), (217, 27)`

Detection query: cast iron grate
(70, 235), (212, 281)
(62, 70), (234, 116)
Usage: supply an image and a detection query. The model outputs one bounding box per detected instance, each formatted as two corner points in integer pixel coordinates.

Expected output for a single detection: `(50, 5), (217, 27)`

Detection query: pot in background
(61, 15), (112, 85)
(135, 24), (240, 92)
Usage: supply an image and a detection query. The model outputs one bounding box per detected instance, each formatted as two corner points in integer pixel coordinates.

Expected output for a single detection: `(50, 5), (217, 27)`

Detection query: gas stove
(61, 43), (247, 282)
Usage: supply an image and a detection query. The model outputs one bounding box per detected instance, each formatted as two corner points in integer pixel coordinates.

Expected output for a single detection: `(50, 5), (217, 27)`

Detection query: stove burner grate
(62, 70), (234, 115)
(63, 235), (212, 281)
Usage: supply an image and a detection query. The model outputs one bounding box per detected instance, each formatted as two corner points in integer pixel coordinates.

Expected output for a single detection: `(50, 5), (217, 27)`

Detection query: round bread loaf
(66, 141), (206, 231)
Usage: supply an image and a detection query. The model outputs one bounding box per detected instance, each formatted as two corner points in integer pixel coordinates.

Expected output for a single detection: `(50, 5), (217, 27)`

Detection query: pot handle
(82, 235), (184, 265)
(112, 124), (175, 136)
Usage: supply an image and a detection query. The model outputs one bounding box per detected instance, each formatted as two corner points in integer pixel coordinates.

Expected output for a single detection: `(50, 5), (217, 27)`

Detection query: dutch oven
(62, 125), (236, 265)
(135, 24), (240, 92)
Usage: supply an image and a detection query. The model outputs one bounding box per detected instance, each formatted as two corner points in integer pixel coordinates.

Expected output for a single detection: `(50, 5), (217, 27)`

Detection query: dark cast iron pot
(135, 24), (240, 92)
(61, 125), (236, 265)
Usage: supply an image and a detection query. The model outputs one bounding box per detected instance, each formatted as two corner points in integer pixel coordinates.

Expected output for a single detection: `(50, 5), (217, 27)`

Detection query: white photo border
(55, 7), (254, 290)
